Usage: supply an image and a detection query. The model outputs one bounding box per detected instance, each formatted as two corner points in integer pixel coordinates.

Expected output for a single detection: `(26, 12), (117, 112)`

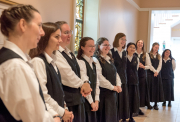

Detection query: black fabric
(0, 47), (45, 122)
(39, 54), (65, 107)
(68, 104), (86, 122)
(111, 48), (130, 120)
(135, 53), (151, 107)
(126, 55), (139, 85)
(80, 57), (97, 112)
(161, 59), (174, 101)
(96, 56), (118, 122)
(85, 110), (97, 122)
(126, 55), (139, 113)
(59, 51), (84, 106)
(147, 53), (164, 102)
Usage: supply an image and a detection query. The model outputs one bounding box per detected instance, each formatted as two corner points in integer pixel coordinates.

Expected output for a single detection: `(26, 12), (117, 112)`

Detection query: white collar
(82, 54), (93, 63)
(101, 55), (111, 61)
(163, 57), (171, 61)
(59, 46), (71, 53)
(114, 47), (124, 53)
(44, 52), (57, 64)
(135, 51), (143, 55)
(4, 40), (29, 62)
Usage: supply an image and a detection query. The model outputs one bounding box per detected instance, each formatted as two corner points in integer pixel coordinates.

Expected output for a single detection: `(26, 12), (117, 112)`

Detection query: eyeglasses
(63, 30), (73, 35)
(86, 45), (96, 48)
(102, 44), (111, 47)
(120, 38), (127, 42)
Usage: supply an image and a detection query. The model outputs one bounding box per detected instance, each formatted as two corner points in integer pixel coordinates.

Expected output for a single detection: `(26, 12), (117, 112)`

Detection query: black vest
(97, 56), (116, 92)
(111, 48), (127, 84)
(135, 53), (146, 78)
(59, 51), (84, 106)
(126, 55), (139, 85)
(39, 54), (65, 107)
(161, 59), (174, 79)
(0, 47), (45, 122)
(80, 57), (97, 111)
(147, 53), (160, 75)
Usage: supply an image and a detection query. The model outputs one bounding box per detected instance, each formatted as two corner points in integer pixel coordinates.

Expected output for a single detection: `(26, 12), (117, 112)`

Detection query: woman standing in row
(135, 40), (153, 114)
(126, 42), (140, 122)
(161, 49), (176, 107)
(111, 33), (130, 122)
(77, 37), (100, 122)
(29, 22), (74, 122)
(94, 37), (122, 122)
(147, 42), (164, 110)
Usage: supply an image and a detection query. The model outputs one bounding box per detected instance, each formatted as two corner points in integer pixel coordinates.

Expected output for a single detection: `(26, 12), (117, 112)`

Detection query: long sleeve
(77, 59), (89, 82)
(55, 51), (85, 88)
(156, 56), (162, 73)
(172, 59), (176, 71)
(31, 57), (65, 117)
(145, 53), (151, 70)
(137, 57), (139, 70)
(116, 73), (122, 86)
(0, 59), (53, 122)
(94, 58), (114, 90)
(147, 54), (156, 73)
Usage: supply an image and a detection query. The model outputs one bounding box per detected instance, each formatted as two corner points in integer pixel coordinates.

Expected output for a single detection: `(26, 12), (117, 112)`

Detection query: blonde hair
(150, 42), (160, 60)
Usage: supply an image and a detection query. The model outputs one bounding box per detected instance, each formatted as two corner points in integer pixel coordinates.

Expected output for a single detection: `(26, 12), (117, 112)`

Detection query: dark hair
(162, 49), (174, 60)
(77, 37), (94, 59)
(55, 21), (68, 31)
(113, 33), (126, 49)
(126, 42), (136, 54)
(0, 4), (39, 37)
(136, 40), (146, 61)
(29, 22), (60, 58)
(150, 42), (160, 60)
(94, 37), (113, 63)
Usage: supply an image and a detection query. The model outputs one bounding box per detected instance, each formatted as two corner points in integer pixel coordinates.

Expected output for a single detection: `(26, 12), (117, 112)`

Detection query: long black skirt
(128, 85), (140, 113)
(147, 73), (164, 102)
(117, 84), (130, 120)
(162, 78), (174, 101)
(139, 76), (151, 107)
(84, 100), (97, 122)
(68, 103), (86, 122)
(97, 89), (118, 122)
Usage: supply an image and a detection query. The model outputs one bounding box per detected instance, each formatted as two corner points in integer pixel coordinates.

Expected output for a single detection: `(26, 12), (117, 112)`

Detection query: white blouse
(81, 54), (100, 104)
(163, 57), (176, 71)
(0, 41), (53, 122)
(94, 55), (122, 90)
(127, 54), (139, 70)
(55, 46), (89, 88)
(31, 52), (65, 117)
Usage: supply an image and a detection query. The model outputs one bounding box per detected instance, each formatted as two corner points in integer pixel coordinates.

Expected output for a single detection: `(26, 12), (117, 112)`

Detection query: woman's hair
(113, 33), (126, 49)
(0, 4), (39, 37)
(136, 40), (146, 61)
(94, 37), (113, 63)
(76, 37), (94, 59)
(29, 22), (60, 58)
(55, 21), (68, 31)
(150, 42), (160, 60)
(162, 49), (174, 60)
(126, 42), (136, 54)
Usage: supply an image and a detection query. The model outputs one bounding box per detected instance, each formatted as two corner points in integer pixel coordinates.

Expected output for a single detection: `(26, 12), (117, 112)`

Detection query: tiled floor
(131, 75), (180, 122)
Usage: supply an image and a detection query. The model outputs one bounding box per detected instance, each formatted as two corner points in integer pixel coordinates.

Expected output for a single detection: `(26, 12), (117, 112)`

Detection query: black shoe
(147, 105), (153, 109)
(168, 103), (172, 107)
(129, 118), (135, 122)
(132, 113), (138, 117)
(162, 102), (166, 106)
(139, 110), (144, 115)
(153, 105), (159, 110)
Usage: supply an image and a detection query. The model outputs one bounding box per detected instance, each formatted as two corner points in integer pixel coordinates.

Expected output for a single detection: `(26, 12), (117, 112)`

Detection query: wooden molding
(0, 0), (18, 5)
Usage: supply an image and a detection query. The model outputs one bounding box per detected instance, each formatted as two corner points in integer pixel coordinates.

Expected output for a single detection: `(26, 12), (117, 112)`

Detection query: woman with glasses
(94, 37), (122, 122)
(126, 42), (140, 122)
(55, 21), (92, 122)
(161, 49), (176, 107)
(77, 37), (100, 122)
(147, 42), (164, 110)
(110, 33), (130, 122)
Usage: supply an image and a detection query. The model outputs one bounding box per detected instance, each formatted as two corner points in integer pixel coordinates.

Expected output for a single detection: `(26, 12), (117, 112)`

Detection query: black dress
(135, 53), (151, 107)
(96, 56), (118, 122)
(111, 48), (130, 120)
(80, 57), (97, 122)
(126, 54), (140, 113)
(147, 54), (164, 102)
(161, 59), (174, 101)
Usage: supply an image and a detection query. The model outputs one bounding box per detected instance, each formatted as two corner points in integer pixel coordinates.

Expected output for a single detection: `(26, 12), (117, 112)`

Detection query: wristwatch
(53, 115), (61, 119)
(84, 80), (91, 84)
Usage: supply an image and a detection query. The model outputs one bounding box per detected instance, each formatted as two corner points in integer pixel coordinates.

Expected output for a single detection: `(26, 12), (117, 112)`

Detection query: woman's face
(99, 40), (110, 55)
(47, 29), (62, 51)
(164, 50), (170, 58)
(127, 44), (136, 54)
(81, 40), (95, 57)
(153, 45), (159, 53)
(60, 24), (72, 48)
(25, 12), (45, 49)
(136, 40), (144, 49)
(119, 36), (126, 48)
